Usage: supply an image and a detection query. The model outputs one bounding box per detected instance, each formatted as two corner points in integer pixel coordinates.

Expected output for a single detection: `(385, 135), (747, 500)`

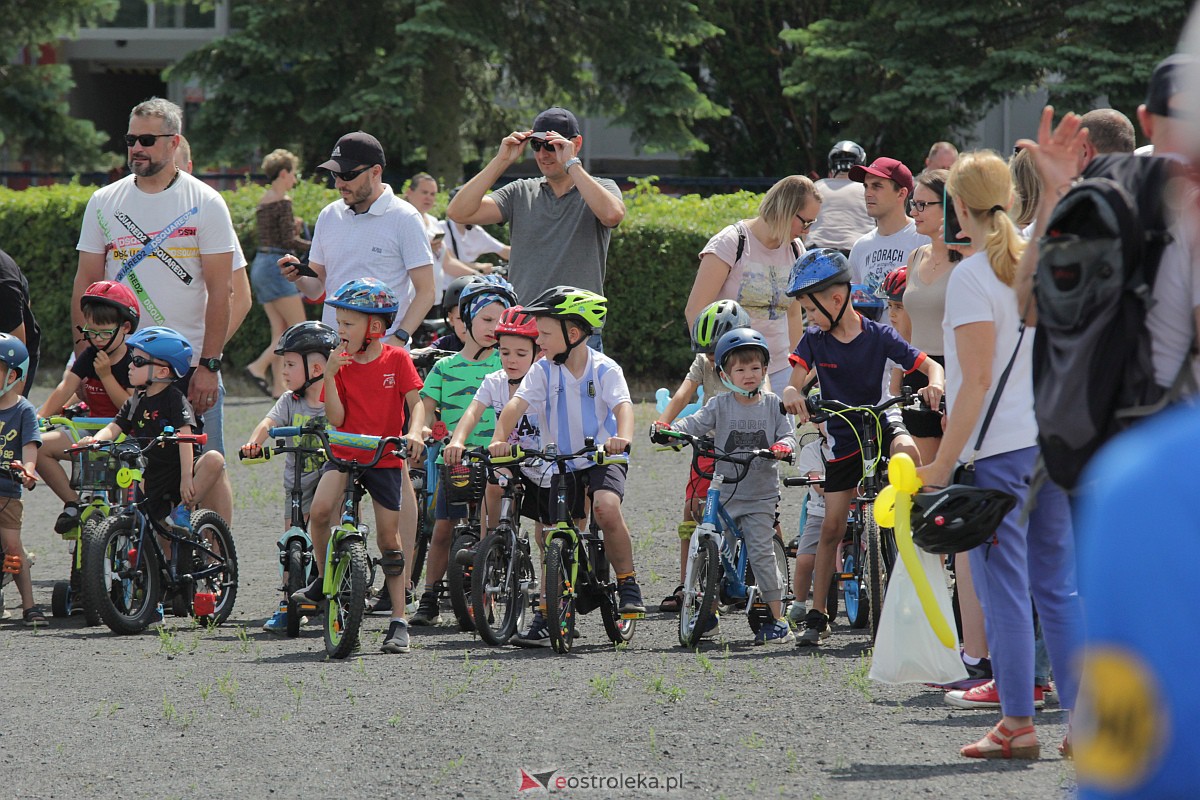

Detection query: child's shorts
(684, 455), (717, 500)
(797, 510), (824, 556)
(823, 418), (908, 493)
(0, 496), (23, 528)
(322, 462), (404, 512)
(434, 479), (469, 521)
(536, 464), (626, 523)
(144, 459), (185, 521)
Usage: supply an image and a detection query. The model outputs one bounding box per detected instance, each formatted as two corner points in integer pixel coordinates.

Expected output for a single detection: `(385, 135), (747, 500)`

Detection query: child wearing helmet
(239, 321), (340, 633)
(654, 327), (797, 644)
(654, 299), (769, 613)
(405, 276), (516, 626)
(432, 274), (477, 352)
(0, 332), (45, 625)
(78, 326), (232, 527)
(489, 285), (647, 616)
(782, 248), (944, 646)
(291, 278), (424, 654)
(37, 281), (142, 533)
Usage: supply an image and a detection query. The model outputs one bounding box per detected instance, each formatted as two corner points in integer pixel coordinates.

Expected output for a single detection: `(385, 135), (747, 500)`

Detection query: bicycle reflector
(193, 592), (216, 617)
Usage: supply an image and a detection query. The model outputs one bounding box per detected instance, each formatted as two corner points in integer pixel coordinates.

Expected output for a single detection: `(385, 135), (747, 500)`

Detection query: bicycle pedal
(620, 611), (645, 620)
(297, 603), (319, 612)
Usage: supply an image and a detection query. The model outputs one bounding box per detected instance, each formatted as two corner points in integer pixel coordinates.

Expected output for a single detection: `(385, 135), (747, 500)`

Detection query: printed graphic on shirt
(738, 261), (790, 321)
(724, 429), (769, 453)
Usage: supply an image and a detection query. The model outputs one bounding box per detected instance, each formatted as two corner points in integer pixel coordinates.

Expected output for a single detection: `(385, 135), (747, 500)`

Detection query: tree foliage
(0, 1), (117, 168)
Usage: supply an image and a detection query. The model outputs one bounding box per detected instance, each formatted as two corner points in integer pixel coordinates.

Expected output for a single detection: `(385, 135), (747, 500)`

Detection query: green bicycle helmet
(525, 286), (607, 364)
(691, 299), (751, 354)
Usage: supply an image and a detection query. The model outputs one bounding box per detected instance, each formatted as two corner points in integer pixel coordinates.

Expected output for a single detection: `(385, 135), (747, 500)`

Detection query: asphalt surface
(1, 390), (1076, 799)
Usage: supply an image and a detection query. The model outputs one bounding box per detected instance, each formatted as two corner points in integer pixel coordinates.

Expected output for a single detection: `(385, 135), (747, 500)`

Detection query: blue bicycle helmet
(327, 278), (399, 319)
(850, 283), (886, 322)
(0, 333), (30, 398)
(714, 328), (770, 398)
(127, 326), (193, 378)
(786, 248), (852, 298)
(458, 274), (517, 329)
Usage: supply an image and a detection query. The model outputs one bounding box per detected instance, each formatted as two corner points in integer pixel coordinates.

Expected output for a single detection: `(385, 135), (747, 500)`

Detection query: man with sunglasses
(73, 97), (236, 442)
(445, 106), (625, 313)
(279, 132), (435, 347)
(846, 157), (929, 305)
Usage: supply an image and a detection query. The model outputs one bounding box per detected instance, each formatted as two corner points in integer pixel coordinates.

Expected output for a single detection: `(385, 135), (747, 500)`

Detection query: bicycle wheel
(864, 508), (886, 641)
(543, 537), (576, 655)
(188, 510), (238, 626)
(409, 488), (432, 590)
(79, 515), (105, 627)
(285, 540), (306, 638)
(81, 515), (161, 635)
(471, 531), (524, 646)
(446, 528), (478, 632)
(843, 531), (870, 629)
(51, 581), (72, 618)
(678, 535), (720, 648)
(325, 536), (369, 659)
(826, 541), (841, 625)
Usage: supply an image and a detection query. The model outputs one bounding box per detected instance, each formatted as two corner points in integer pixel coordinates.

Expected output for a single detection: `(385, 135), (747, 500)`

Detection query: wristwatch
(392, 329), (411, 345)
(199, 355), (223, 372)
(563, 157), (582, 174)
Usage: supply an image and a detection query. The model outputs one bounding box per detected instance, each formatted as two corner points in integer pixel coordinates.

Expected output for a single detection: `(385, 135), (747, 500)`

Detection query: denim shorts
(251, 249), (301, 304)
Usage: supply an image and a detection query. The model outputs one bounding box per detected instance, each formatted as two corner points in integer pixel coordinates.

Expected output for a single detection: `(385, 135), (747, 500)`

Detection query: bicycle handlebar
(650, 426), (792, 465)
(488, 441), (629, 468)
(270, 423), (405, 470)
(783, 476), (824, 488)
(797, 386), (917, 424)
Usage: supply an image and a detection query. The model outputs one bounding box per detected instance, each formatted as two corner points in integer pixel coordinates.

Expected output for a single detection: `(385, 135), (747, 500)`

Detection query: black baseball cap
(531, 107), (581, 139)
(317, 131), (386, 172)
(1145, 54), (1192, 117)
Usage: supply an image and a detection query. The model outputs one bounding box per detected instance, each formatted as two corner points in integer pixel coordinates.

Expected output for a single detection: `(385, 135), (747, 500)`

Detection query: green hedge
(0, 177), (760, 379)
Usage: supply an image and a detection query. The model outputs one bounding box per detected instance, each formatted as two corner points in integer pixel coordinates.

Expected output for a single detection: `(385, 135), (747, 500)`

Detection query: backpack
(1032, 153), (1184, 489)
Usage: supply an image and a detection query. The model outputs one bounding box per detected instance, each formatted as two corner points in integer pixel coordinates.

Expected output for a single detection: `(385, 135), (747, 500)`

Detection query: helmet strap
(552, 319), (587, 365)
(809, 291), (848, 332)
(0, 370), (20, 398)
(293, 352), (322, 397)
(718, 369), (759, 398)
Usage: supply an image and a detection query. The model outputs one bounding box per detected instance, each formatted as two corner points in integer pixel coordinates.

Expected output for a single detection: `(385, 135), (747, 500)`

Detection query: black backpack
(1032, 153), (1185, 489)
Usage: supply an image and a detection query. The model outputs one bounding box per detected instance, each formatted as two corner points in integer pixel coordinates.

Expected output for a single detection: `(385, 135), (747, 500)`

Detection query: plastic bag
(869, 547), (967, 685)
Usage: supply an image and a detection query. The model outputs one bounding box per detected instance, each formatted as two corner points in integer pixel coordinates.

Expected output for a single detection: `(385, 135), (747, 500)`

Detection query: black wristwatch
(199, 355), (223, 372)
(392, 329), (411, 345)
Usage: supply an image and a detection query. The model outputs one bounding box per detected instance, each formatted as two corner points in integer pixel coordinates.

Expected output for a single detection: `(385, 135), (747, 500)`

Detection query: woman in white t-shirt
(684, 176), (822, 391)
(918, 151), (1082, 761)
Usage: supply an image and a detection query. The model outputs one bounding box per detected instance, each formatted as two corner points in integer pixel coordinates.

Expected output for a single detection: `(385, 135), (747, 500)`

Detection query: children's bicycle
(38, 403), (117, 622)
(444, 459), (487, 633)
(651, 428), (793, 648)
(76, 429), (237, 634)
(238, 417), (328, 637)
(497, 440), (639, 655)
(459, 448), (534, 646)
(405, 420), (449, 599)
(274, 424), (406, 658)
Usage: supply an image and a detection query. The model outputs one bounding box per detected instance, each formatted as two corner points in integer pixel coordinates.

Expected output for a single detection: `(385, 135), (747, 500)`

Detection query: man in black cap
(280, 131), (435, 347)
(1137, 54), (1194, 157)
(445, 106), (625, 307)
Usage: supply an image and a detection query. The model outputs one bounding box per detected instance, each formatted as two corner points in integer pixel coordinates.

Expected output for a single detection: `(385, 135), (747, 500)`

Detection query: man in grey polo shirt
(280, 131), (435, 348)
(446, 106), (625, 305)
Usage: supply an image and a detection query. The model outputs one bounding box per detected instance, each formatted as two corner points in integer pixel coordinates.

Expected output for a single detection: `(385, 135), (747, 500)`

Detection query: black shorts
(823, 419), (908, 493)
(144, 456), (190, 520)
(534, 464), (626, 524)
(902, 355), (945, 439)
(321, 462), (404, 511)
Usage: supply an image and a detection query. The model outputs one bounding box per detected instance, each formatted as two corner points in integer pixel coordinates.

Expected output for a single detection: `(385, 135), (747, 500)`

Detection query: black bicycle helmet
(910, 485), (1018, 554)
(274, 321), (341, 396)
(828, 140), (867, 174)
(443, 275), (476, 322)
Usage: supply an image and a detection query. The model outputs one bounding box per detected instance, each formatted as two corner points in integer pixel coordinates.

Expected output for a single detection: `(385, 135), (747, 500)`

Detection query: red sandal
(961, 722), (1040, 760)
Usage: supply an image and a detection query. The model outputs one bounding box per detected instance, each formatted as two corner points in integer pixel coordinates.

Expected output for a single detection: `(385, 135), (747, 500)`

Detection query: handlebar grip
(269, 426), (302, 438)
(783, 476), (823, 488)
(238, 448), (272, 464)
(326, 430), (386, 451)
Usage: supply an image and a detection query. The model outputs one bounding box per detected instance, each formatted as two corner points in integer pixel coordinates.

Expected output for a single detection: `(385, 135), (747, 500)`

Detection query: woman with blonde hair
(917, 151), (1081, 760)
(245, 149), (309, 396)
(685, 175), (822, 389)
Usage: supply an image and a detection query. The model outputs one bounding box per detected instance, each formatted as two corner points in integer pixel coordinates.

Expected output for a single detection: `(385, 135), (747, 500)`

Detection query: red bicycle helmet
(878, 267), (907, 303)
(493, 305), (539, 341)
(81, 280), (140, 327)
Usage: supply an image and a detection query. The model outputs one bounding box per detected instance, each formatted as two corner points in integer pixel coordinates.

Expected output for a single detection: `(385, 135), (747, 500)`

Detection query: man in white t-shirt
(807, 141), (874, 256)
(847, 157), (930, 297)
(280, 132), (435, 348)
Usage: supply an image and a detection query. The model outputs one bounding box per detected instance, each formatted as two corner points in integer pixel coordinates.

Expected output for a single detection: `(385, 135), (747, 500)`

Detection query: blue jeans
(204, 377), (227, 456)
(969, 446), (1082, 716)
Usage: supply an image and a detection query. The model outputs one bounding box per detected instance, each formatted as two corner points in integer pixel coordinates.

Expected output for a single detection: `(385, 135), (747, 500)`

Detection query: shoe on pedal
(512, 610), (551, 648)
(289, 577), (324, 607)
(756, 617), (794, 646)
(796, 609), (829, 647)
(617, 577), (646, 615)
(381, 619), (411, 654)
(54, 502), (83, 535)
(263, 608), (288, 634)
(367, 589), (393, 616)
(409, 589), (441, 626)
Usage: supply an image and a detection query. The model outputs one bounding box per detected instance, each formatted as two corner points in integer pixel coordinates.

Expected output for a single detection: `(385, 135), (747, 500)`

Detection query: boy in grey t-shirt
(655, 328), (796, 645)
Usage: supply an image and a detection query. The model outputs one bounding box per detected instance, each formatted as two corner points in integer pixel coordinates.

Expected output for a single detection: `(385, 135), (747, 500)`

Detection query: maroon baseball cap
(849, 157), (914, 195)
(317, 131), (386, 172)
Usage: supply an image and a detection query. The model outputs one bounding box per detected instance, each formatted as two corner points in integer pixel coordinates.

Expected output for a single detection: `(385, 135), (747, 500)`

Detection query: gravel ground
(1, 390), (1076, 799)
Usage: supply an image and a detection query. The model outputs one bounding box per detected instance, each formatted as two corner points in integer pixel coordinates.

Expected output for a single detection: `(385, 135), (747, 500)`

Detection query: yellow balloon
(889, 452), (923, 494)
(892, 490), (956, 649)
(874, 485), (897, 527)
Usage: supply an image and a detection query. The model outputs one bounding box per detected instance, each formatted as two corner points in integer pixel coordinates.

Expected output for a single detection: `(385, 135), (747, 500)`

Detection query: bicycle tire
(446, 528), (478, 632)
(51, 581), (72, 618)
(409, 487), (433, 590)
(82, 514), (161, 635)
(679, 535), (720, 648)
(79, 515), (105, 626)
(285, 540), (306, 638)
(865, 508), (886, 641)
(189, 510), (238, 626)
(471, 531), (523, 646)
(826, 542), (840, 625)
(844, 530), (870, 629)
(324, 537), (369, 659)
(544, 537), (576, 655)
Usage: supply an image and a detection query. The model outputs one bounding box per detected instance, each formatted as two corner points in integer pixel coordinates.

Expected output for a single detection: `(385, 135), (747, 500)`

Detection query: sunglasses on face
(124, 133), (174, 148)
(795, 213), (816, 231)
(529, 139), (556, 152)
(129, 354), (165, 369)
(908, 199), (943, 213)
(77, 325), (118, 340)
(329, 165), (371, 182)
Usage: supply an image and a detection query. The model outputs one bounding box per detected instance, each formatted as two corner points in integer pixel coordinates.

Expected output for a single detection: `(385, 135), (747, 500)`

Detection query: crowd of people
(2, 44), (1198, 793)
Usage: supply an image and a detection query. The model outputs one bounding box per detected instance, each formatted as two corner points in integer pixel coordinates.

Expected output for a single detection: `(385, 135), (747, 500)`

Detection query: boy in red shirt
(291, 278), (423, 654)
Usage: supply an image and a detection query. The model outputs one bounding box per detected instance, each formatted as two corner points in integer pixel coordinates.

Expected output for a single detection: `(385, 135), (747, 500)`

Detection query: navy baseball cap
(531, 107), (581, 138)
(1145, 54), (1192, 117)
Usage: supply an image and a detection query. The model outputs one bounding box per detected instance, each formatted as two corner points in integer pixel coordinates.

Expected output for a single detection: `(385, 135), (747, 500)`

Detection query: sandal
(961, 722), (1039, 760)
(242, 367), (272, 397)
(659, 584), (684, 613)
(1059, 735), (1072, 759)
(22, 605), (47, 627)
